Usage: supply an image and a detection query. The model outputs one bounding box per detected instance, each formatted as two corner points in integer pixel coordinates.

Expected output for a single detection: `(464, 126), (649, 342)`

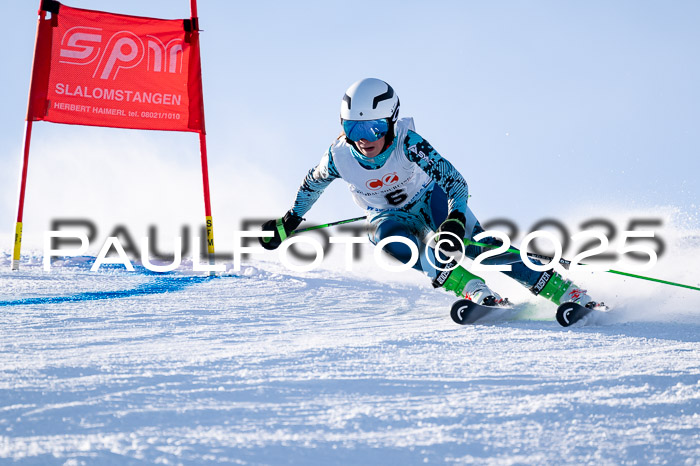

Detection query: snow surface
(1, 241), (699, 465)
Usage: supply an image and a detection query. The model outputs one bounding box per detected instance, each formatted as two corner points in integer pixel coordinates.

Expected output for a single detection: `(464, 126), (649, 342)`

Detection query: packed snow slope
(1, 246), (699, 464)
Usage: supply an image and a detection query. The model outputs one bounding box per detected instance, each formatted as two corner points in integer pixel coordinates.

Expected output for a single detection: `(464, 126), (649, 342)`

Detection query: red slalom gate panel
(27, 3), (204, 133)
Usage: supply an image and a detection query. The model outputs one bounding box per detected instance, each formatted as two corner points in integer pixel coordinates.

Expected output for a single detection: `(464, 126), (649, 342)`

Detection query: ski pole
(288, 219), (700, 291)
(291, 216), (366, 235)
(464, 238), (700, 292)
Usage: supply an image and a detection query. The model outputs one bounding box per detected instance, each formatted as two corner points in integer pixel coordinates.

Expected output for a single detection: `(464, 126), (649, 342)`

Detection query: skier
(259, 78), (600, 310)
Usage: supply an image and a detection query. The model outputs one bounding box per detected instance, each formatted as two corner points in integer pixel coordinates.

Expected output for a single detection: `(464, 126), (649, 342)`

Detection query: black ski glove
(259, 211), (304, 250)
(436, 211), (467, 253)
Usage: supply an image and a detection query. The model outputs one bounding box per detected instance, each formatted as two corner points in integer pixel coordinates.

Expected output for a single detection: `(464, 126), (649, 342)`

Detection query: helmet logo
(372, 86), (394, 109)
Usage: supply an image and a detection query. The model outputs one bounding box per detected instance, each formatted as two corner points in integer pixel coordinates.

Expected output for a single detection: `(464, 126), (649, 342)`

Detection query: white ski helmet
(340, 78), (400, 123)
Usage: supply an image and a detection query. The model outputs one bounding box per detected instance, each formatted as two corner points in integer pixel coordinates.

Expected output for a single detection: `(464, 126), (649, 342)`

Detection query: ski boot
(432, 262), (508, 306)
(530, 269), (605, 310)
(436, 263), (511, 324)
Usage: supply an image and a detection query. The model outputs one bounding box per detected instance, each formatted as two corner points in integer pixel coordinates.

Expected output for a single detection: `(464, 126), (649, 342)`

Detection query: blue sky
(1, 0), (699, 251)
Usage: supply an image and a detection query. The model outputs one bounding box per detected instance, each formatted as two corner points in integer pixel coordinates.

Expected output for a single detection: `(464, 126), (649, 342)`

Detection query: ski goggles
(342, 118), (389, 142)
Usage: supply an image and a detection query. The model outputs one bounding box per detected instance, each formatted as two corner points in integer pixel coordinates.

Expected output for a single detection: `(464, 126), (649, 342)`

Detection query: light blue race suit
(288, 118), (542, 290)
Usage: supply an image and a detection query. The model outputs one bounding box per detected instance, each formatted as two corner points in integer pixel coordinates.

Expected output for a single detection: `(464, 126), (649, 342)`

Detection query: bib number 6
(385, 189), (408, 206)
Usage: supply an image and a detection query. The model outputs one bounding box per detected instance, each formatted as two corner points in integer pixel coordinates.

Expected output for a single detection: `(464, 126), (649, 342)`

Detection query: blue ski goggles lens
(342, 118), (389, 142)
